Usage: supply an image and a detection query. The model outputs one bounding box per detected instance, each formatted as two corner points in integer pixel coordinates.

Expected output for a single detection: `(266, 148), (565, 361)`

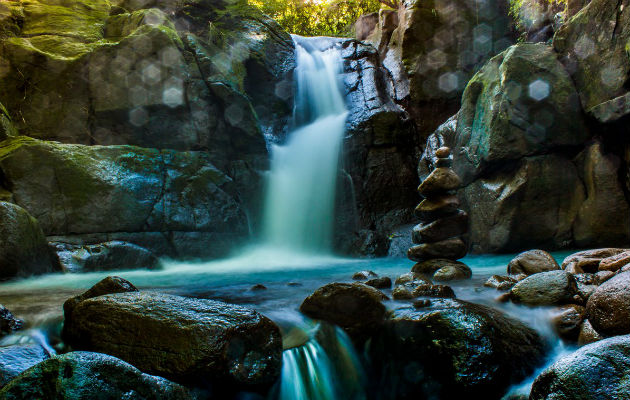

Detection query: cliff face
(0, 0), (295, 260)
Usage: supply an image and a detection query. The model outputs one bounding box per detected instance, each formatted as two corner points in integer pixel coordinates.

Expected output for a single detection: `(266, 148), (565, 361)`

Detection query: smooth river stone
(412, 210), (468, 244)
(417, 167), (461, 196)
(414, 194), (460, 220)
(407, 238), (467, 262)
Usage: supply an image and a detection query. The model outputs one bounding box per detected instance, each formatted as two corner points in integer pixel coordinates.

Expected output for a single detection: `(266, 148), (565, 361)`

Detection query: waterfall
(262, 36), (348, 254)
(275, 323), (366, 400)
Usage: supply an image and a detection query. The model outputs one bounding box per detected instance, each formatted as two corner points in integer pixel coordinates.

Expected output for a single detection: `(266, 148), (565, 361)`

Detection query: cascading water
(262, 36), (348, 254)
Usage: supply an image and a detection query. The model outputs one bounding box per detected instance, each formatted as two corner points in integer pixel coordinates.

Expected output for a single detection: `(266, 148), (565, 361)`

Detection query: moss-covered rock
(0, 201), (57, 280)
(455, 43), (587, 184)
(0, 136), (248, 258)
(554, 0), (630, 112)
(0, 351), (193, 399)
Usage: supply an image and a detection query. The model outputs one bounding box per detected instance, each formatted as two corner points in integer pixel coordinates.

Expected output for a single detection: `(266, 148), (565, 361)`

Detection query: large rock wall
(0, 0), (296, 259)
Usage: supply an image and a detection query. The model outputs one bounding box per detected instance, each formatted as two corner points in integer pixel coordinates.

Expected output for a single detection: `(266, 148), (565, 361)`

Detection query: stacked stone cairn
(407, 147), (472, 282)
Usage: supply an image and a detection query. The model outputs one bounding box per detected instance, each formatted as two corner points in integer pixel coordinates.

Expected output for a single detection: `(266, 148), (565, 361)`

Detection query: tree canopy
(248, 0), (391, 37)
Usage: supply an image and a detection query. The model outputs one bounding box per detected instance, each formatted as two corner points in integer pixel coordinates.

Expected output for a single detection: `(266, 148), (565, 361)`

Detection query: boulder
(0, 137), (249, 259)
(407, 237), (467, 262)
(507, 250), (560, 276)
(0, 305), (22, 337)
(551, 304), (586, 342)
(554, 0), (630, 112)
(455, 43), (587, 185)
(484, 275), (517, 291)
(462, 154), (585, 253)
(510, 270), (578, 306)
(51, 241), (159, 273)
(0, 201), (57, 280)
(411, 210), (468, 243)
(0, 352), (192, 399)
(300, 283), (388, 341)
(599, 251), (630, 272)
(595, 270), (615, 285)
(563, 248), (629, 273)
(62, 292), (282, 387)
(370, 299), (547, 399)
(0, 344), (51, 388)
(530, 335), (630, 400)
(412, 258), (469, 275)
(587, 272), (630, 336)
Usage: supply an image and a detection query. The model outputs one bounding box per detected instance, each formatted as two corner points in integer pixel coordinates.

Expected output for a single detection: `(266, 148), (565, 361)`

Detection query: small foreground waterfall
(262, 36), (348, 254)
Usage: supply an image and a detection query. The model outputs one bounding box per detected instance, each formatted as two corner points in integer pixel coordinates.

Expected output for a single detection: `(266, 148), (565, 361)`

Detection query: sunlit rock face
(419, 43), (630, 253)
(0, 0), (295, 259)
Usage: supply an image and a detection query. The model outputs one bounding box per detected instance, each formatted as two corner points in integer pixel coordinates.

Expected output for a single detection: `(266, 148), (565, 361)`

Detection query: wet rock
(407, 238), (467, 262)
(0, 305), (22, 337)
(251, 284), (267, 291)
(394, 272), (431, 286)
(496, 292), (512, 303)
(412, 284), (456, 299)
(0, 201), (57, 280)
(432, 264), (472, 282)
(411, 211), (468, 243)
(562, 248), (629, 273)
(510, 270), (578, 306)
(287, 282), (302, 287)
(352, 270), (378, 281)
(63, 292), (282, 388)
(564, 262), (585, 274)
(0, 352), (192, 399)
(435, 147), (451, 159)
(578, 319), (603, 346)
(595, 270), (615, 285)
(587, 272), (630, 336)
(412, 259), (470, 279)
(51, 241), (159, 273)
(413, 299), (432, 309)
(530, 335), (630, 400)
(370, 299), (547, 399)
(300, 283), (388, 341)
(484, 275), (517, 291)
(417, 167), (461, 196)
(599, 251), (630, 272)
(507, 250), (560, 276)
(551, 305), (586, 342)
(0, 344), (51, 388)
(414, 195), (460, 221)
(392, 284), (416, 300)
(365, 277), (392, 289)
(63, 276), (138, 325)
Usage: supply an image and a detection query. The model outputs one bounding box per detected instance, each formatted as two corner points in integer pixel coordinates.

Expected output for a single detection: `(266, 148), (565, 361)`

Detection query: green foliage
(508, 0), (566, 40)
(248, 0), (384, 37)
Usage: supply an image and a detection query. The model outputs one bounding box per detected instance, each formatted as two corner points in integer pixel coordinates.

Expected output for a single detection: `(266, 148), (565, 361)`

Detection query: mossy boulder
(455, 43), (587, 184)
(370, 299), (547, 399)
(62, 292), (283, 388)
(0, 201), (57, 280)
(0, 136), (248, 259)
(530, 335), (630, 400)
(0, 352), (192, 399)
(0, 344), (51, 388)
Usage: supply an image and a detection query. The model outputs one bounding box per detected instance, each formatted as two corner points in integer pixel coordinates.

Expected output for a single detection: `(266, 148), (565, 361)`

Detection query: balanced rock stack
(407, 147), (472, 281)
